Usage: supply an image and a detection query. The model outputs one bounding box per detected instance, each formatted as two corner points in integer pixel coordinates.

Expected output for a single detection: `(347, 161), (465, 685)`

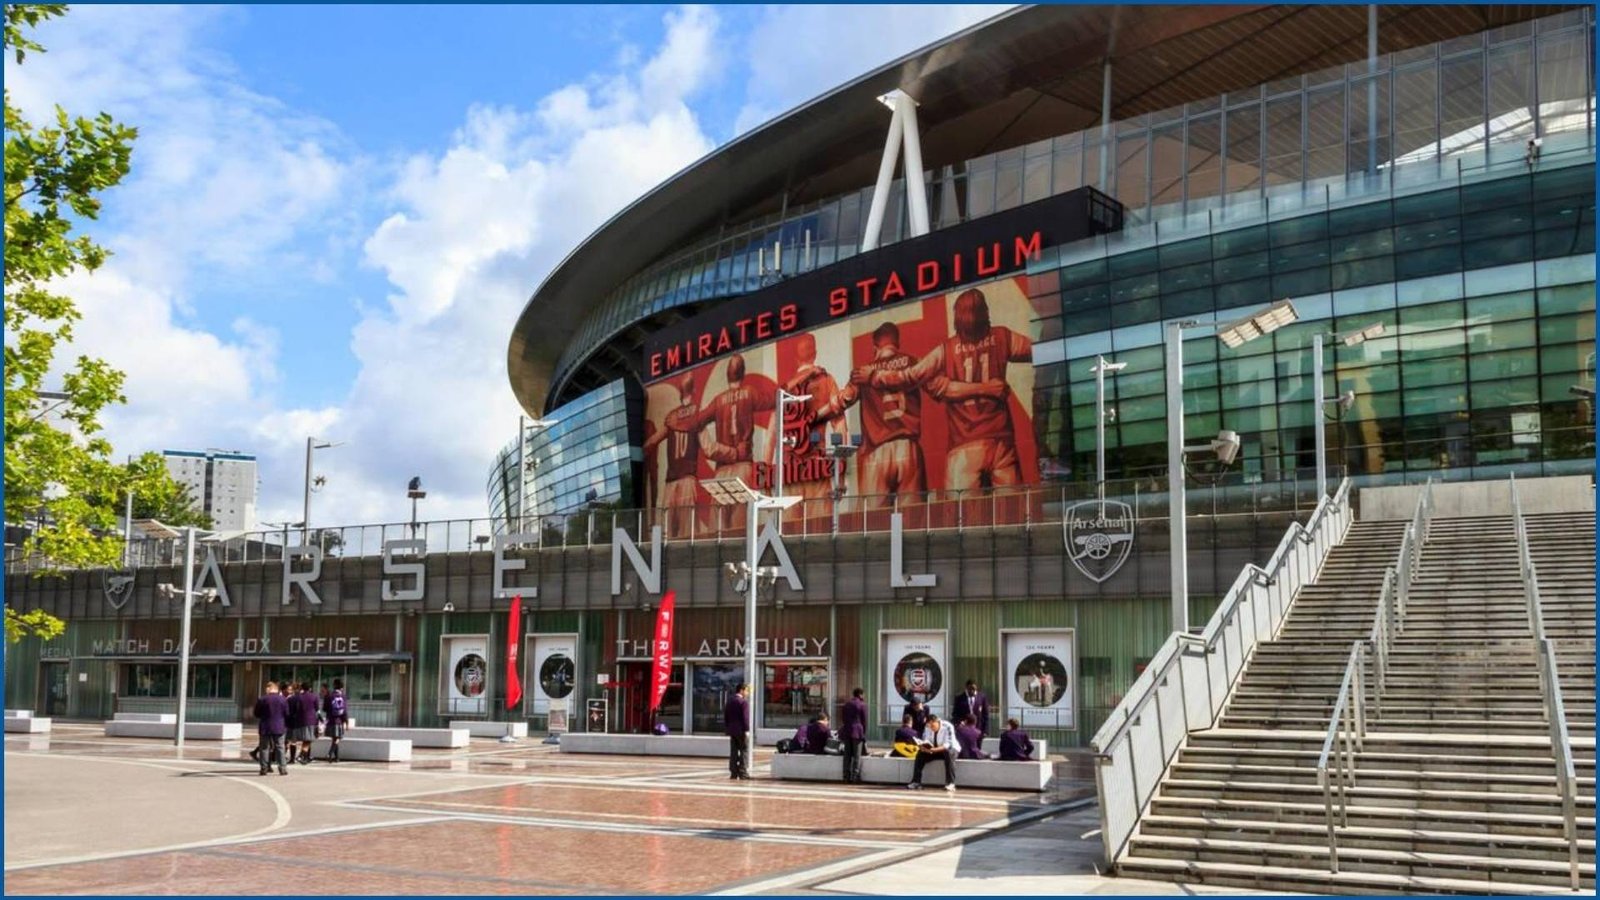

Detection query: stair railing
(1363, 567), (1398, 719)
(1315, 641), (1367, 874)
(1536, 637), (1582, 891)
(1393, 477), (1434, 616)
(1511, 475), (1580, 889)
(1091, 477), (1353, 867)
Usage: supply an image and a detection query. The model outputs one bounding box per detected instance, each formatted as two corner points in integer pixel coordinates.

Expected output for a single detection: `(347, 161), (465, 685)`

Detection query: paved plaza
(1, 722), (1288, 896)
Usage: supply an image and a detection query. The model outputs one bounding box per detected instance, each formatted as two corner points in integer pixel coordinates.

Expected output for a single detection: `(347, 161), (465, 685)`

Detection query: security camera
(1212, 430), (1241, 466)
(442, 601), (456, 613)
(733, 577), (750, 594)
(1335, 390), (1356, 413)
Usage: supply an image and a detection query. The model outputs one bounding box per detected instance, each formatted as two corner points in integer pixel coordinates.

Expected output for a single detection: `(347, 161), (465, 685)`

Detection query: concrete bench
(980, 737), (1047, 758)
(5, 715), (50, 734)
(104, 720), (243, 740)
(448, 720), (528, 739)
(559, 733), (727, 758)
(756, 730), (1046, 759)
(345, 727), (468, 749)
(770, 753), (1050, 791)
(310, 736), (411, 762)
(114, 712), (177, 724)
(5, 709), (34, 719)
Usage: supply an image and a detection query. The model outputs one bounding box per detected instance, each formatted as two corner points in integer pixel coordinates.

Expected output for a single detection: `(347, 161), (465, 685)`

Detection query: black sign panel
(641, 186), (1122, 382)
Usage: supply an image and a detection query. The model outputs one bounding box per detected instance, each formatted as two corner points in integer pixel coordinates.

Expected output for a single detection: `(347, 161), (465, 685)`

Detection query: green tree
(124, 453), (212, 528)
(2, 6), (156, 643)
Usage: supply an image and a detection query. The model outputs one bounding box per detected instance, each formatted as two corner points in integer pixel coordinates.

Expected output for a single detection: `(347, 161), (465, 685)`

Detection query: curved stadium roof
(507, 2), (1577, 416)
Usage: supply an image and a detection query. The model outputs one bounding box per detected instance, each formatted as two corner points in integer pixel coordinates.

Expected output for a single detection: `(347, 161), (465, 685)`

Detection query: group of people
(249, 679), (349, 775)
(722, 678), (1037, 790)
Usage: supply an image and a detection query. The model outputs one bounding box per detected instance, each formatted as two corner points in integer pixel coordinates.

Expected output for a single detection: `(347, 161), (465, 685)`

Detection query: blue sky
(9, 4), (1005, 524)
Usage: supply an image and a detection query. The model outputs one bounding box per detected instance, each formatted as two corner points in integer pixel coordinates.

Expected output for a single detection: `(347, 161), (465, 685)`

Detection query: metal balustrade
(1316, 641), (1368, 874)
(1511, 473), (1581, 890)
(1090, 477), (1353, 866)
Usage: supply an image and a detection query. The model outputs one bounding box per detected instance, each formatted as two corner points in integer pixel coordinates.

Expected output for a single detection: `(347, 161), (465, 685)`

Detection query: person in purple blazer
(902, 698), (928, 732)
(952, 680), (990, 737)
(805, 715), (835, 756)
(252, 681), (290, 776)
(292, 681), (319, 764)
(839, 687), (868, 783)
(998, 718), (1035, 761)
(724, 682), (751, 780)
(955, 715), (988, 760)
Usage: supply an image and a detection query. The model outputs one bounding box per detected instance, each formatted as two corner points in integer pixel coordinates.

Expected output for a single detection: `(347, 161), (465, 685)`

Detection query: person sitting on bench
(955, 715), (988, 759)
(907, 713), (959, 792)
(998, 718), (1035, 761)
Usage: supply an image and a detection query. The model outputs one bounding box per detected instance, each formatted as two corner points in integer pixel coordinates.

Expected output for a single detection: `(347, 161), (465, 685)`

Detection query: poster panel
(1002, 630), (1075, 730)
(549, 699), (570, 734)
(880, 630), (948, 723)
(586, 698), (609, 733)
(643, 275), (1038, 535)
(528, 633), (579, 715)
(439, 634), (491, 716)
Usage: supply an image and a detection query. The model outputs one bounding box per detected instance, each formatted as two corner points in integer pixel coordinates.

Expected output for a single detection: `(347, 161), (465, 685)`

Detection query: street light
(1090, 356), (1128, 514)
(407, 476), (427, 538)
(773, 390), (812, 532)
(1313, 322), (1385, 501)
(1167, 299), (1299, 633)
(700, 476), (801, 760)
(302, 437), (342, 540)
(822, 432), (863, 535)
(156, 526), (219, 750)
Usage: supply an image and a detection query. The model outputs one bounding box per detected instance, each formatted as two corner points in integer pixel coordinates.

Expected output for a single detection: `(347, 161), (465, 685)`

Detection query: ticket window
(761, 661), (829, 731)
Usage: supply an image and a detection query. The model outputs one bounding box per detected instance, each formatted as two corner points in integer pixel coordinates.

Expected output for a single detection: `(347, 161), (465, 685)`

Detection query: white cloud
(732, 4), (1009, 135)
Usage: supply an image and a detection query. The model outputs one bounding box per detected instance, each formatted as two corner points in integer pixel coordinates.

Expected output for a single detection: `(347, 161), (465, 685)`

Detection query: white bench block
(559, 733), (728, 757)
(114, 712), (177, 724)
(345, 727), (468, 748)
(5, 716), (50, 733)
(770, 753), (1050, 791)
(310, 736), (411, 762)
(980, 737), (1047, 759)
(449, 720), (529, 739)
(5, 709), (34, 719)
(105, 721), (242, 740)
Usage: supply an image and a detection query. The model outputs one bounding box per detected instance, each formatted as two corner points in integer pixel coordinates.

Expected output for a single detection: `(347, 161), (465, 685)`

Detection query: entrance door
(616, 662), (683, 734)
(690, 663), (744, 735)
(39, 662), (69, 717)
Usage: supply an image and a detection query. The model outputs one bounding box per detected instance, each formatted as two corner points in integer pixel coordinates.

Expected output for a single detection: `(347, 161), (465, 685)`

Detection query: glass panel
(1347, 76), (1391, 176)
(1393, 64), (1439, 164)
(1439, 52), (1485, 159)
(762, 662), (829, 731)
(1536, 31), (1591, 137)
(1052, 145), (1083, 195)
(1305, 87), (1346, 182)
(1485, 43), (1536, 148)
(1116, 133), (1148, 208)
(1224, 103), (1262, 196)
(967, 160), (996, 219)
(1264, 96), (1303, 187)
(1023, 153), (1052, 203)
(995, 160), (1023, 212)
(1185, 115), (1222, 207)
(692, 663), (744, 735)
(1149, 125), (1184, 207)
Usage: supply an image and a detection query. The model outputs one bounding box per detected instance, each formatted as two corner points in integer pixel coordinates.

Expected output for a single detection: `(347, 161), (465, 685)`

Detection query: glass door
(39, 662), (69, 717)
(690, 663), (744, 735)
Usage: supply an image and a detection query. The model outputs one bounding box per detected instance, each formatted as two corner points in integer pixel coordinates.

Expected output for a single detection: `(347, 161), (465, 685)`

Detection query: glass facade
(547, 10), (1595, 407)
(488, 379), (642, 531)
(1028, 155), (1595, 487)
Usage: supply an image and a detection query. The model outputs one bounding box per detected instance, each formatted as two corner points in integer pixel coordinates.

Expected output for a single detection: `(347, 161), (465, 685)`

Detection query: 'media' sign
(642, 187), (1121, 381)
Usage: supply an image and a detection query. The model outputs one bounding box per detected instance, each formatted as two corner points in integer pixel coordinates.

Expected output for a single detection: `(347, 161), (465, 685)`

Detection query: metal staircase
(1101, 480), (1596, 895)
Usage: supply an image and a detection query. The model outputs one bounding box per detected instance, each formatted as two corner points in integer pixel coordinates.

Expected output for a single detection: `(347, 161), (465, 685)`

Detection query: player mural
(643, 275), (1039, 534)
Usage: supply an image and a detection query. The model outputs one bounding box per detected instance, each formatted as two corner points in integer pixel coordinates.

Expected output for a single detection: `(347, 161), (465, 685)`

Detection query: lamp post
(407, 476), (427, 539)
(1313, 322), (1384, 500)
(700, 477), (800, 761)
(1167, 299), (1299, 634)
(156, 527), (218, 750)
(1091, 356), (1128, 515)
(302, 437), (342, 541)
(773, 389), (812, 531)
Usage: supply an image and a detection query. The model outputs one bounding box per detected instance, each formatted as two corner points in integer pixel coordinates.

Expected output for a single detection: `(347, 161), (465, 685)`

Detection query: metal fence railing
(1316, 641), (1368, 873)
(1089, 476), (1353, 866)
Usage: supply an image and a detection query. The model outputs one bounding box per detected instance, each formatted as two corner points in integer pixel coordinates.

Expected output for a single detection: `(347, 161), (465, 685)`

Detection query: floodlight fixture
(1216, 299), (1299, 348)
(1340, 322), (1386, 347)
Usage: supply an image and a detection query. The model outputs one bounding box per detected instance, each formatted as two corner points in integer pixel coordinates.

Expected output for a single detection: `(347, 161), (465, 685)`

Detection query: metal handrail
(1510, 473), (1546, 641)
(1315, 641), (1367, 873)
(1393, 478), (1434, 615)
(1364, 567), (1398, 720)
(1536, 637), (1582, 891)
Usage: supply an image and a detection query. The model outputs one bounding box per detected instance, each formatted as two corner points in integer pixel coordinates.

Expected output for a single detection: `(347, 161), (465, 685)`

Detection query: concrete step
(1178, 745), (1597, 776)
(1158, 777), (1598, 816)
(1146, 794), (1597, 839)
(1138, 813), (1595, 863)
(1118, 850), (1587, 895)
(1170, 761), (1594, 795)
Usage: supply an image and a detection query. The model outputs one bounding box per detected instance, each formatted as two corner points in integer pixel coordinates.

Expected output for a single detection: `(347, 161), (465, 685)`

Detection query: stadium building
(7, 6), (1594, 755)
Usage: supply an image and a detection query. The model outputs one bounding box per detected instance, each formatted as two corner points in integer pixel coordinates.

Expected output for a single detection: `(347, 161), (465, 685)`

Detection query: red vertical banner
(649, 589), (677, 713)
(505, 594), (523, 710)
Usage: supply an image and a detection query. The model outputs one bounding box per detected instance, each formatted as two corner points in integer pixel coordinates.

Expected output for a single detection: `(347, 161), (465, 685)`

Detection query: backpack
(330, 691), (347, 717)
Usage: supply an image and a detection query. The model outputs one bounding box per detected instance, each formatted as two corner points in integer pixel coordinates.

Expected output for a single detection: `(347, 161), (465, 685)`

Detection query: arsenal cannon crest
(1064, 500), (1135, 583)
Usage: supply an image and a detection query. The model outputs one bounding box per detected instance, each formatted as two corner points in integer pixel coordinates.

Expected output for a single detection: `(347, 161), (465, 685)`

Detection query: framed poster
(879, 630), (948, 723)
(586, 698), (608, 733)
(527, 633), (579, 715)
(548, 699), (570, 734)
(439, 634), (491, 716)
(1000, 629), (1075, 730)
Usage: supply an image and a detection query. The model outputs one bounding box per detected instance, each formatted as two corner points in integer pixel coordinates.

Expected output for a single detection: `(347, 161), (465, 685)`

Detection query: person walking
(907, 713), (959, 792)
(322, 678), (348, 762)
(252, 681), (290, 776)
(724, 682), (751, 780)
(292, 681), (319, 763)
(840, 687), (868, 783)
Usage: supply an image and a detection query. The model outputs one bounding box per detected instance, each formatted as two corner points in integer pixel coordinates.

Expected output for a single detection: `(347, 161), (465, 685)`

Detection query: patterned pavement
(5, 723), (1094, 895)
